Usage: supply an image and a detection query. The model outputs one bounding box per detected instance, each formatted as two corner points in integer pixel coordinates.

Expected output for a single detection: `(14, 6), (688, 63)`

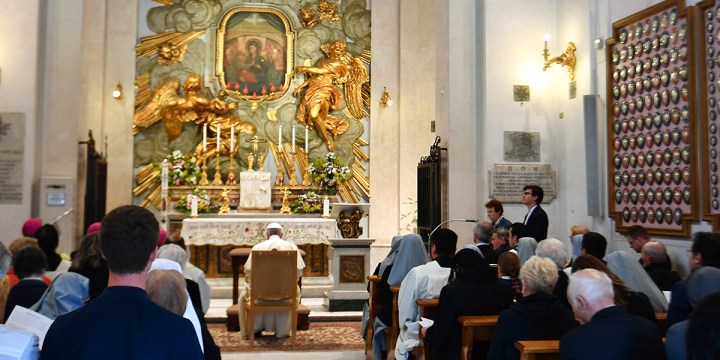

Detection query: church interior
(2, 0), (720, 358)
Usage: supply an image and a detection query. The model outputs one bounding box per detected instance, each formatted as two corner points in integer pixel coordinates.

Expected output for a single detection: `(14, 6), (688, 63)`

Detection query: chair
(412, 298), (439, 360)
(241, 249), (299, 342)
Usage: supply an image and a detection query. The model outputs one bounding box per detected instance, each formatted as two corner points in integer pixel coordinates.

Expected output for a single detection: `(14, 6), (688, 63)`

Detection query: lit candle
(292, 125), (296, 153)
(305, 126), (309, 153)
(216, 124), (221, 151)
(543, 34), (550, 51)
(278, 125), (283, 153)
(203, 124), (207, 153)
(230, 125), (234, 152)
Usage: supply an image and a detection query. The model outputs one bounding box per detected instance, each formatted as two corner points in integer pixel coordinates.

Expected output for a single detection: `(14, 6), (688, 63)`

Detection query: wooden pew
(412, 299), (440, 360)
(515, 340), (560, 360)
(387, 285), (400, 360)
(365, 275), (382, 357)
(656, 312), (668, 336)
(457, 315), (499, 360)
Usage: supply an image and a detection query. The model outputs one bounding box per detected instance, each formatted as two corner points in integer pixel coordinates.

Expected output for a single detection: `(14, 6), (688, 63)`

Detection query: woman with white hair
(536, 238), (571, 308)
(156, 243), (210, 314)
(488, 256), (577, 359)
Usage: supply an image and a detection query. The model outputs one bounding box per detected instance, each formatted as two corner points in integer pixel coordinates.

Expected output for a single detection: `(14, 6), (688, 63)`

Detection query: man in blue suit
(560, 268), (665, 359)
(522, 185), (549, 241)
(485, 199), (512, 230)
(41, 205), (203, 360)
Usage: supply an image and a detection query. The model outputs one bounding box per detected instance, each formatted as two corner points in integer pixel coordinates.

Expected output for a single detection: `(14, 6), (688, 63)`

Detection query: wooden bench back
(515, 340), (560, 360)
(457, 315), (499, 360)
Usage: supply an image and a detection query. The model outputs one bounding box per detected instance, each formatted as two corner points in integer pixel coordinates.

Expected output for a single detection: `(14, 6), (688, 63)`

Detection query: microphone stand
(427, 218), (478, 253)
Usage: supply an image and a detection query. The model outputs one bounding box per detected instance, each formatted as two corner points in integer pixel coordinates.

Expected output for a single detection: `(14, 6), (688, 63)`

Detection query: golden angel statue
(133, 74), (256, 157)
(293, 40), (368, 151)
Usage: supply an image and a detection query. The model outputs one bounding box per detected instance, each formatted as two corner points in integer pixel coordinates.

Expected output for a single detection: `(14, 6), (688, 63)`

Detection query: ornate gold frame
(215, 6), (294, 101)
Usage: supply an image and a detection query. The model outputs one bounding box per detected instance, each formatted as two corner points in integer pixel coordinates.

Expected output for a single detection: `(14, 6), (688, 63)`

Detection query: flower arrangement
(308, 152), (351, 194)
(168, 150), (201, 186)
(175, 188), (219, 214)
(290, 190), (323, 214)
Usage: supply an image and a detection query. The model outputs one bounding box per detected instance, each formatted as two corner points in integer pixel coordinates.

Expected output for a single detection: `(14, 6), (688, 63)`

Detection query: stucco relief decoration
(132, 0), (371, 209)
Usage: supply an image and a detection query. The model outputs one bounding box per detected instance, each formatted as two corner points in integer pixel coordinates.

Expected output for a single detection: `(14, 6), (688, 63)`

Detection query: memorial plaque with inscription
(0, 113), (24, 204)
(489, 164), (556, 204)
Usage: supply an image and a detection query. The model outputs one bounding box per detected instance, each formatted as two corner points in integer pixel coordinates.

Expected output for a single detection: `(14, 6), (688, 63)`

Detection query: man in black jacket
(522, 185), (548, 241)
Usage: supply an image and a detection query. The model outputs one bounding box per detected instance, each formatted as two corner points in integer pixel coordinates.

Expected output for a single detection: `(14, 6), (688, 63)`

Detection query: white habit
(394, 261), (451, 359)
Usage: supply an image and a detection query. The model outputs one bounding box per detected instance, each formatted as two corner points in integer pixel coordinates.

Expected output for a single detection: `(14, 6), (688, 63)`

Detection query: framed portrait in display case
(215, 6), (294, 101)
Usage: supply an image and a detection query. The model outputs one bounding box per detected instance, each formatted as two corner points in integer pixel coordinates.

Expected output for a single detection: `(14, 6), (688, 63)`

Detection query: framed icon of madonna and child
(215, 6), (294, 101)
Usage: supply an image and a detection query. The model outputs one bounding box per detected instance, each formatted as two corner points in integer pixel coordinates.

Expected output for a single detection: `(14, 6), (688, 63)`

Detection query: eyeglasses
(522, 192), (533, 196)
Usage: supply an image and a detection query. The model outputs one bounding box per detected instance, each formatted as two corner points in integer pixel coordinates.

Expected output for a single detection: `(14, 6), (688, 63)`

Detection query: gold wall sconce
(542, 35), (576, 81)
(380, 87), (392, 108)
(112, 82), (123, 100)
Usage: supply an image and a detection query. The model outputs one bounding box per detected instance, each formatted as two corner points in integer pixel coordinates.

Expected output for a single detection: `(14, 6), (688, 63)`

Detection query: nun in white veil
(606, 250), (668, 312)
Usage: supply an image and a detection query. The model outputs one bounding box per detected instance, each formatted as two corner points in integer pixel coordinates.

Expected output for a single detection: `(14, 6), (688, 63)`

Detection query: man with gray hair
(491, 228), (511, 258)
(560, 269), (665, 359)
(535, 238), (570, 308)
(641, 241), (681, 291)
(473, 221), (496, 263)
(0, 241), (40, 359)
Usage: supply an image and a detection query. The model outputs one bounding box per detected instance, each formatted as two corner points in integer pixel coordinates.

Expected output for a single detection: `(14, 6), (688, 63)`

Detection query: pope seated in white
(395, 228), (458, 359)
(239, 222), (305, 338)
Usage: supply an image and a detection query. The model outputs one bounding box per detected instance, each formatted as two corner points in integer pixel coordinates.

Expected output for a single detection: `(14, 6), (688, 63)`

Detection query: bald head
(567, 268), (615, 324)
(641, 241), (668, 266)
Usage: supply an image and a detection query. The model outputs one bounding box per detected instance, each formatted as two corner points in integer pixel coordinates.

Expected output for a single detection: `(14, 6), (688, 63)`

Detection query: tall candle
(216, 124), (221, 151)
(278, 125), (283, 153)
(292, 125), (296, 153)
(543, 34), (550, 51)
(190, 196), (198, 217)
(230, 125), (234, 152)
(203, 124), (207, 153)
(305, 126), (309, 153)
(323, 196), (330, 217)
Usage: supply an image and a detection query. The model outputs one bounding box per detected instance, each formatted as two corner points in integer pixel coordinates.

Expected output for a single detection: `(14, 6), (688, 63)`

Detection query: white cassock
(394, 261), (451, 359)
(239, 235), (305, 337)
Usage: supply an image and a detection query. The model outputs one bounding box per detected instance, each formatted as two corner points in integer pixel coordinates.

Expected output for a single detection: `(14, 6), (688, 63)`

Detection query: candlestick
(305, 126), (309, 153)
(216, 124), (221, 152)
(292, 125), (296, 153)
(278, 125), (283, 153)
(203, 124), (207, 153)
(543, 34), (550, 51)
(230, 125), (234, 151)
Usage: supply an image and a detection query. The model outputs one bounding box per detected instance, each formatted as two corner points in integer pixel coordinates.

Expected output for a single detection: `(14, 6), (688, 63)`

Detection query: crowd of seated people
(362, 191), (720, 359)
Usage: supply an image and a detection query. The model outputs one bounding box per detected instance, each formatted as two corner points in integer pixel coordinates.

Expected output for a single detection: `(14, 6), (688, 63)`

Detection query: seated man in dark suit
(473, 221), (497, 264)
(641, 241), (680, 291)
(4, 246), (48, 320)
(41, 205), (203, 360)
(580, 232), (607, 261)
(560, 268), (665, 359)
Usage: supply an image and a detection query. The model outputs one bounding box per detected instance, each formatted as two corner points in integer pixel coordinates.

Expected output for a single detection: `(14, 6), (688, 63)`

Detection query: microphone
(427, 219), (478, 252)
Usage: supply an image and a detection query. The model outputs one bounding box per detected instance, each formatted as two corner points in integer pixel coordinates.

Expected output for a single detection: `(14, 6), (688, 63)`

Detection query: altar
(178, 215), (337, 278)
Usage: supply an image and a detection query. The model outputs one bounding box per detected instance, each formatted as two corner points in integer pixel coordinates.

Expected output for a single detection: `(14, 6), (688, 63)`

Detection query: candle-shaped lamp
(203, 124), (207, 153)
(543, 34), (550, 51)
(292, 125), (296, 153)
(278, 125), (283, 153)
(216, 124), (221, 151)
(305, 126), (309, 153)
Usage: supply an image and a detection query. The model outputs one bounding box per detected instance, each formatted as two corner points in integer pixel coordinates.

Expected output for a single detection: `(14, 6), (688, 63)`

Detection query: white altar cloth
(181, 217), (336, 246)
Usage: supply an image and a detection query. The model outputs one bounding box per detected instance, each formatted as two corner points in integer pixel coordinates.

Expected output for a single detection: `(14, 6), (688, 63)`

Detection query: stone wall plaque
(0, 113), (24, 204)
(489, 164), (556, 204)
(504, 131), (540, 162)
